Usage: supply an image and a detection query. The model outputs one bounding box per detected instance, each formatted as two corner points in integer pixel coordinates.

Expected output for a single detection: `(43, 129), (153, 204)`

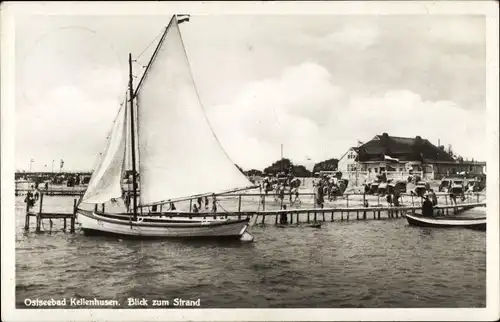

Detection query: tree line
(236, 157), (339, 178)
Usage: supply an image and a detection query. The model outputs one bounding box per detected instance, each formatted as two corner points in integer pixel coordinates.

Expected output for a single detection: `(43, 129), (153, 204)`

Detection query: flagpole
(281, 144), (283, 173)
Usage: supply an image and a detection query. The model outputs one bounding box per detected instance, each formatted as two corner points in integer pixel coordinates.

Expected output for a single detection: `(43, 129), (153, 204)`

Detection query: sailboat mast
(128, 53), (138, 219)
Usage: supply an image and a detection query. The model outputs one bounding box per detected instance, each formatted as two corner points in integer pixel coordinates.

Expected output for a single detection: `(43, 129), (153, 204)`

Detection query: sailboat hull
(76, 209), (253, 240)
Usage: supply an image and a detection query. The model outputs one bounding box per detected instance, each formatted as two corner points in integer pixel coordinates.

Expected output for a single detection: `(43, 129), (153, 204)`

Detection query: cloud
(15, 81), (125, 171)
(424, 18), (485, 45)
(206, 62), (486, 170)
(14, 15), (486, 171)
(295, 24), (380, 52)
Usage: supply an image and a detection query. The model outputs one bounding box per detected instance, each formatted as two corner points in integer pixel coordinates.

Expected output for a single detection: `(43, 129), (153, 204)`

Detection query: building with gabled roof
(340, 133), (485, 179)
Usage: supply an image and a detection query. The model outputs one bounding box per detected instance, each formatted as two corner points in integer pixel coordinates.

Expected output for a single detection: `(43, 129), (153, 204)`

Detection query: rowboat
(404, 211), (486, 231)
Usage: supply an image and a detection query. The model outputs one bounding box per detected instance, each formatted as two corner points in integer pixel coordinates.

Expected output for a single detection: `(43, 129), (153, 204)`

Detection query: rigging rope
(135, 28), (165, 64)
(216, 199), (228, 213)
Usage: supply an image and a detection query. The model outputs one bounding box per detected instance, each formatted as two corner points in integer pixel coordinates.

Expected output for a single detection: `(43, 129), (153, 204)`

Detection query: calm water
(15, 196), (486, 308)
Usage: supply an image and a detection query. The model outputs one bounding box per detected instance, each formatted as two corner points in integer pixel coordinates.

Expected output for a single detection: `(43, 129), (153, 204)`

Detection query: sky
(14, 14), (486, 172)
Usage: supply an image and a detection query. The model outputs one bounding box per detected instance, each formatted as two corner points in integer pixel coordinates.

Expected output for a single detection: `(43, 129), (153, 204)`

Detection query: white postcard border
(1, 1), (498, 321)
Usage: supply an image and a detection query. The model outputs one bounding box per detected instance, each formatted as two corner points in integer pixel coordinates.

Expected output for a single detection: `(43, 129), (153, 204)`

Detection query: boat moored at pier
(76, 15), (257, 240)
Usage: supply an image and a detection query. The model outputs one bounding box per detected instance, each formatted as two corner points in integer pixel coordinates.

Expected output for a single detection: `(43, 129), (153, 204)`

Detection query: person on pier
(211, 194), (217, 213)
(30, 185), (39, 201)
(386, 193), (393, 207)
(429, 189), (438, 206)
(291, 186), (300, 204)
(24, 191), (35, 210)
(449, 192), (457, 206)
(280, 205), (288, 224)
(421, 196), (434, 217)
(204, 196), (209, 210)
(168, 201), (176, 211)
(197, 197), (202, 209)
(124, 191), (131, 212)
(393, 192), (400, 207)
(316, 190), (324, 208)
(278, 183), (285, 203)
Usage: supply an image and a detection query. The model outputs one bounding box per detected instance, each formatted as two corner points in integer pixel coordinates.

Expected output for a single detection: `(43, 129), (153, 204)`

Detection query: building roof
(339, 146), (360, 161)
(356, 133), (455, 163)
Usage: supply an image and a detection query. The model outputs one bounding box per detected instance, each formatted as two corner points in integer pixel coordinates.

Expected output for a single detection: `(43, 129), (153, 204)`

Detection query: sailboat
(76, 15), (257, 240)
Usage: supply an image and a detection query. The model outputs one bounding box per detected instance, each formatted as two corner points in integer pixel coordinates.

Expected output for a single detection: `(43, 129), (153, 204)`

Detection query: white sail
(81, 101), (128, 204)
(136, 17), (253, 206)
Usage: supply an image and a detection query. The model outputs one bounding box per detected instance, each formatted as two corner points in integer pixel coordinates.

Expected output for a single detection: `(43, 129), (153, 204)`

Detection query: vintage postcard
(1, 1), (499, 321)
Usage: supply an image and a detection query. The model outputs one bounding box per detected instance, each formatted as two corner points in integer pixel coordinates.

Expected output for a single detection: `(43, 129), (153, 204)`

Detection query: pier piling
(24, 198), (30, 231)
(38, 193), (44, 214)
(70, 199), (77, 233)
(238, 195), (242, 218)
(35, 214), (41, 233)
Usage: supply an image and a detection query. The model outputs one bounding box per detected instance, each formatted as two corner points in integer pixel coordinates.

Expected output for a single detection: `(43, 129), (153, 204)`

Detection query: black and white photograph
(1, 1), (499, 321)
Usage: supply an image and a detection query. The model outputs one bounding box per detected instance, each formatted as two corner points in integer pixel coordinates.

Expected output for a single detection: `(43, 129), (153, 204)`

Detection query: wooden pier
(24, 194), (77, 233)
(16, 187), (86, 197)
(22, 189), (486, 233)
(138, 202), (486, 224)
